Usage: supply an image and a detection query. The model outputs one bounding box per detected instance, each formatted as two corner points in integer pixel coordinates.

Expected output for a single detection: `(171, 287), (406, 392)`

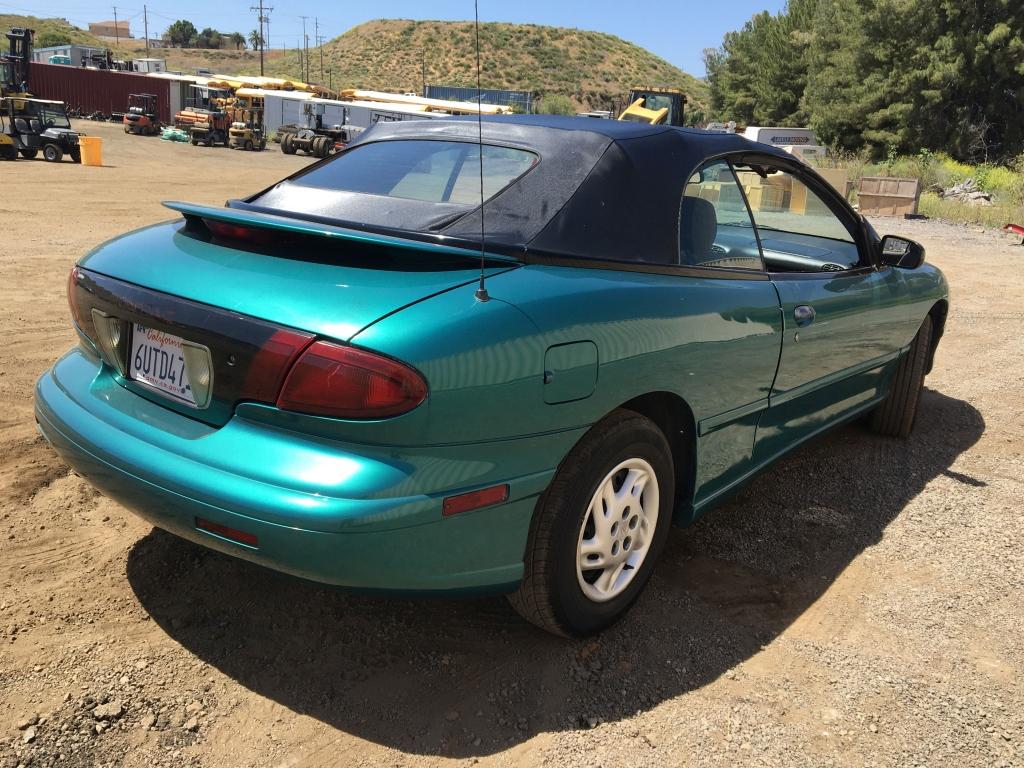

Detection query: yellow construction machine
(617, 87), (687, 126)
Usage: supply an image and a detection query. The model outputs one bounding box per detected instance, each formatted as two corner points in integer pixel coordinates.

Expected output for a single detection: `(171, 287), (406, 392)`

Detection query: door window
(733, 164), (861, 272)
(679, 160), (763, 270)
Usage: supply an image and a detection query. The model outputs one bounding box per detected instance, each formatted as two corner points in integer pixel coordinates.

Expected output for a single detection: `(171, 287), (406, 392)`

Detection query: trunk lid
(81, 205), (512, 342)
(76, 203), (517, 426)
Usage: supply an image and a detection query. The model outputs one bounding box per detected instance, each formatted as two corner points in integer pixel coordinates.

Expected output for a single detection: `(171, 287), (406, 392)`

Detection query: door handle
(793, 305), (816, 327)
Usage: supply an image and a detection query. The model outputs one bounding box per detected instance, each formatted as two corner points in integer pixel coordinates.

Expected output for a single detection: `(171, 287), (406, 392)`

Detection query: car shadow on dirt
(126, 388), (983, 757)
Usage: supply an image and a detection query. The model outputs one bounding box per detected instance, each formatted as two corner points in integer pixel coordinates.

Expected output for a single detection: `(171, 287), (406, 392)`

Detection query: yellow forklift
(227, 88), (267, 151)
(617, 87), (687, 126)
(0, 111), (16, 159)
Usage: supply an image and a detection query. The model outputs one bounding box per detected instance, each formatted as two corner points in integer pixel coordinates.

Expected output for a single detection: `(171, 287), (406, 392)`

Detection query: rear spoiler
(162, 201), (520, 263)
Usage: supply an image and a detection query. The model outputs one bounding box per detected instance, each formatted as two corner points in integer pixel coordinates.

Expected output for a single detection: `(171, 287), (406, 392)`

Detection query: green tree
(194, 27), (222, 49)
(229, 32), (246, 51)
(707, 0), (1024, 162)
(165, 19), (197, 48)
(248, 29), (264, 52)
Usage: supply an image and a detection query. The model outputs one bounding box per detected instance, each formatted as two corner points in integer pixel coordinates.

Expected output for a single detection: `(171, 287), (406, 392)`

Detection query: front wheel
(509, 410), (675, 636)
(869, 316), (933, 438)
(43, 144), (63, 162)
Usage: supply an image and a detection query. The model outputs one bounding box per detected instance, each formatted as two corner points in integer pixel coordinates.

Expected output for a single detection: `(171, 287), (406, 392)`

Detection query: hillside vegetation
(0, 13), (124, 51)
(6, 15), (707, 115)
(295, 20), (708, 114)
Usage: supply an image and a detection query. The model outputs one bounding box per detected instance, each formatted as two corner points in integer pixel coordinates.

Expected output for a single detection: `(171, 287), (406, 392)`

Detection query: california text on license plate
(129, 324), (195, 406)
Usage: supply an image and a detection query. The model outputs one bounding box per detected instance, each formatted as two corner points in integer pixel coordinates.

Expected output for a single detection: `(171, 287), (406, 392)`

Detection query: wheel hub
(575, 457), (659, 603)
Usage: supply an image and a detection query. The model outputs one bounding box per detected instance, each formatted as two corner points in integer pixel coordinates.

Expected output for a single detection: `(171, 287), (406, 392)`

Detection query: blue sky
(9, 0), (785, 75)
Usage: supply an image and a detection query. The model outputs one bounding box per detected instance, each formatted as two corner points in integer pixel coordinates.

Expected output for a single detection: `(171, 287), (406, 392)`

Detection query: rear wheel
(869, 316), (933, 438)
(19, 148), (37, 159)
(509, 410), (675, 636)
(281, 134), (296, 154)
(43, 144), (63, 162)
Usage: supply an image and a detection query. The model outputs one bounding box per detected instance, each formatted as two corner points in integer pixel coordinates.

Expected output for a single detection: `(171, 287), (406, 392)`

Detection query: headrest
(680, 196), (717, 264)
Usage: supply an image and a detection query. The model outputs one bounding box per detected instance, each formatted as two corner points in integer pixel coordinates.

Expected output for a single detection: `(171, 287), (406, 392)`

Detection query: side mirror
(880, 235), (925, 269)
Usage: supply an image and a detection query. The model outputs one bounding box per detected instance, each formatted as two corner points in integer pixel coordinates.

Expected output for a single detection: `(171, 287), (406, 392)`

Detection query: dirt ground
(1, 120), (1022, 768)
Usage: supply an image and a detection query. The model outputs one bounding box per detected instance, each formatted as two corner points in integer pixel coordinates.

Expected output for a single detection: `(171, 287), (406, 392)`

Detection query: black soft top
(236, 115), (789, 263)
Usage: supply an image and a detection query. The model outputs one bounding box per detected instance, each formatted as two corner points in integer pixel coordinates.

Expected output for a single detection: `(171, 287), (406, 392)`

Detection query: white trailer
(742, 126), (826, 165)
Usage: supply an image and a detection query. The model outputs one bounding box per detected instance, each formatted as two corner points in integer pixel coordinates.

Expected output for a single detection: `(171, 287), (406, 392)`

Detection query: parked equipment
(278, 101), (349, 157)
(3, 97), (82, 161)
(228, 121), (267, 151)
(617, 87), (687, 126)
(174, 85), (232, 147)
(1, 27), (32, 98)
(123, 93), (160, 135)
(0, 112), (16, 159)
(280, 126), (338, 158)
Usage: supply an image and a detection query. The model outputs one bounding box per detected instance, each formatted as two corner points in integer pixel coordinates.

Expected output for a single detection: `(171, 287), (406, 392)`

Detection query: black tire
(0, 144), (16, 161)
(281, 134), (296, 155)
(70, 148), (81, 163)
(244, 139), (253, 151)
(19, 148), (37, 159)
(869, 316), (933, 438)
(509, 409), (675, 637)
(191, 138), (199, 146)
(43, 144), (63, 162)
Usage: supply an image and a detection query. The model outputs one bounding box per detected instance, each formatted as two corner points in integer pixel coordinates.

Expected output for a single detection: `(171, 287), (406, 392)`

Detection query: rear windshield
(291, 139), (538, 205)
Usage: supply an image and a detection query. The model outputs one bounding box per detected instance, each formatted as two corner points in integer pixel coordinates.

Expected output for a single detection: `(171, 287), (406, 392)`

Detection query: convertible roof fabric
(237, 114), (789, 263)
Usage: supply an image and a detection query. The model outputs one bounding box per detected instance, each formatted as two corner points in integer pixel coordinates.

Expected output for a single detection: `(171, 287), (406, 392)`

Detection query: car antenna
(472, 0), (490, 302)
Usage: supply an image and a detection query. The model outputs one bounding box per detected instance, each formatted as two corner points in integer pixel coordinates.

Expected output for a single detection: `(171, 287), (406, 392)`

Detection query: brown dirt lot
(1, 120), (1022, 767)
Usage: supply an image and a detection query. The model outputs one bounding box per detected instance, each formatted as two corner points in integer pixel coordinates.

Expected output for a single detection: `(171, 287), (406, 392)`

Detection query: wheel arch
(616, 391), (697, 519)
(926, 299), (948, 374)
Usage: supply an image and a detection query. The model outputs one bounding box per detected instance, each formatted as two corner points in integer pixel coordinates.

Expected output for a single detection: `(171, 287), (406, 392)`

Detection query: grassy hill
(0, 13), (116, 49)
(298, 20), (708, 113)
(5, 15), (707, 113)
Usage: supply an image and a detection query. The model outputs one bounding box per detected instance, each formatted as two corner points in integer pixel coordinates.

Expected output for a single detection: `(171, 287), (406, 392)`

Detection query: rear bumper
(35, 349), (582, 593)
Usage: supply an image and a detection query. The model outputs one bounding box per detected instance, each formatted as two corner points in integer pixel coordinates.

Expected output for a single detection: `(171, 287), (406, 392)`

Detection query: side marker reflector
(195, 517), (258, 548)
(442, 484), (510, 517)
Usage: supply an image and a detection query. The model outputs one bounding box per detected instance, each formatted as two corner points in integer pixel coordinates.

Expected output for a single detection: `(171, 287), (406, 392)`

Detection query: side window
(680, 160), (763, 270)
(733, 165), (861, 272)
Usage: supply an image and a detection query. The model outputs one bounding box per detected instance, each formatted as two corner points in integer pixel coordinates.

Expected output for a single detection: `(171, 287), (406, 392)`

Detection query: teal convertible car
(36, 116), (947, 636)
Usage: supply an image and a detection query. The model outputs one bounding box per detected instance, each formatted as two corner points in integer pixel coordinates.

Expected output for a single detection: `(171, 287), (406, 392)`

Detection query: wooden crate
(858, 176), (920, 215)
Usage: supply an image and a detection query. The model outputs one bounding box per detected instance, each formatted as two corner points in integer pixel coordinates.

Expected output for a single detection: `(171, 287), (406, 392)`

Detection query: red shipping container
(29, 63), (173, 124)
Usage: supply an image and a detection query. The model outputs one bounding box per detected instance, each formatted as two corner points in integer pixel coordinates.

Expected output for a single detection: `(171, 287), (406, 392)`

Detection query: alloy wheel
(575, 457), (659, 603)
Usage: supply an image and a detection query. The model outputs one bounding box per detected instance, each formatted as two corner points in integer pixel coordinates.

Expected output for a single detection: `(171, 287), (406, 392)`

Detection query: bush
(537, 94), (575, 115)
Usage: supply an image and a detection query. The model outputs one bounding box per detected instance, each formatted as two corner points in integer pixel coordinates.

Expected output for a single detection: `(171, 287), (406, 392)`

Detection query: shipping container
(30, 63), (173, 123)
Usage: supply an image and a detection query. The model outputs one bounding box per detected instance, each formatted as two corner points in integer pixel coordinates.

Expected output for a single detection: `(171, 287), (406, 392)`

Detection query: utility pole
(421, 49), (426, 97)
(315, 18), (323, 82)
(250, 1), (272, 76)
(299, 16), (309, 83)
(112, 6), (120, 45)
(143, 5), (149, 57)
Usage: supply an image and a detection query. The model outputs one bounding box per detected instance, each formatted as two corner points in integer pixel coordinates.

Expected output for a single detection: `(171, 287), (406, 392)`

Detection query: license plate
(129, 324), (196, 406)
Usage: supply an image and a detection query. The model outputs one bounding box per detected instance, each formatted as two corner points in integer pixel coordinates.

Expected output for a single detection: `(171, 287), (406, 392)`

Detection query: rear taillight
(276, 341), (427, 419)
(203, 218), (286, 247)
